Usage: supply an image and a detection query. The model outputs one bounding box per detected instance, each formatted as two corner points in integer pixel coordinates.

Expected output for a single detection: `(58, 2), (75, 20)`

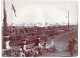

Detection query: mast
(3, 0), (7, 36)
(68, 11), (69, 31)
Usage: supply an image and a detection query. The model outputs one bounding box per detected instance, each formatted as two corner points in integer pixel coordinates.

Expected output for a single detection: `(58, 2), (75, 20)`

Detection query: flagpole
(68, 11), (69, 31)
(10, 2), (12, 34)
(11, 3), (12, 25)
(3, 0), (7, 36)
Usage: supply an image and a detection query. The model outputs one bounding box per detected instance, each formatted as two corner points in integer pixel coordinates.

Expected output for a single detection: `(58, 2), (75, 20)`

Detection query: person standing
(67, 37), (76, 56)
(51, 38), (55, 47)
(34, 37), (40, 47)
(21, 40), (27, 52)
(3, 35), (11, 49)
(5, 40), (11, 49)
(43, 39), (47, 49)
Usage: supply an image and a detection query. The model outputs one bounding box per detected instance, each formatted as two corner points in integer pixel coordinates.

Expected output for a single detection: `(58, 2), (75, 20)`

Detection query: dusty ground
(2, 29), (78, 57)
(39, 29), (78, 57)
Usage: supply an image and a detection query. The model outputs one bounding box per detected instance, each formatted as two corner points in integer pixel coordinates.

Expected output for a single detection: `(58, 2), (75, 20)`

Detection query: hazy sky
(2, 0), (78, 26)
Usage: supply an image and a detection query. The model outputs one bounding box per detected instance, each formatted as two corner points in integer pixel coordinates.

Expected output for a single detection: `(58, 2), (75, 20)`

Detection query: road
(2, 29), (78, 57)
(39, 29), (78, 57)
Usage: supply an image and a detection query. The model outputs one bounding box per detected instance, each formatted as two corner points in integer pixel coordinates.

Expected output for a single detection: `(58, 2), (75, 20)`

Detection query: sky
(2, 0), (78, 26)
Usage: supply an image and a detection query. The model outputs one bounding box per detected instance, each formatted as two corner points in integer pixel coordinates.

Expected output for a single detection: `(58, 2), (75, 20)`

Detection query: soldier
(43, 39), (47, 49)
(5, 40), (11, 49)
(34, 37), (40, 47)
(33, 37), (43, 55)
(51, 38), (55, 47)
(21, 40), (27, 52)
(67, 37), (76, 56)
(3, 35), (11, 49)
(50, 38), (56, 52)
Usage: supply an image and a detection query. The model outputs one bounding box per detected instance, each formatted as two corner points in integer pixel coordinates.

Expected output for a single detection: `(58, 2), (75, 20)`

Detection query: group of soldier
(2, 34), (77, 57)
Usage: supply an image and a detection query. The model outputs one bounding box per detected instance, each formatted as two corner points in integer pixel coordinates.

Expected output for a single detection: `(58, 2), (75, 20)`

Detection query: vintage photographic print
(2, 0), (78, 57)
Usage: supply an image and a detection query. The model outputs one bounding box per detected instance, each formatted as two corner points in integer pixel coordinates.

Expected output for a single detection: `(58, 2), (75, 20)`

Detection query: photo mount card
(2, 0), (78, 57)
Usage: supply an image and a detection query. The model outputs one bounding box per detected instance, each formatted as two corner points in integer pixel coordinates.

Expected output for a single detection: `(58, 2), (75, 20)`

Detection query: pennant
(12, 4), (16, 17)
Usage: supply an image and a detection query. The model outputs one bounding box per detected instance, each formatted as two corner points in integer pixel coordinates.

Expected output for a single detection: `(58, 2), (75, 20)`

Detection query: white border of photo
(0, 0), (79, 58)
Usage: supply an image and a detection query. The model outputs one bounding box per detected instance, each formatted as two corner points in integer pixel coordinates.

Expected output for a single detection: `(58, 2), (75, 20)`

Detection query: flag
(12, 4), (16, 17)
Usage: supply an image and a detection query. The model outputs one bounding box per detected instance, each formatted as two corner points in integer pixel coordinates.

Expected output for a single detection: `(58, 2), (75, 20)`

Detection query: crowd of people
(3, 35), (77, 57)
(2, 26), (77, 57)
(2, 35), (56, 57)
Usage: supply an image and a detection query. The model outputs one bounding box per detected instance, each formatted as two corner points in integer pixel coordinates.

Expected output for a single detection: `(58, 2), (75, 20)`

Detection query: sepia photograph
(2, 0), (78, 57)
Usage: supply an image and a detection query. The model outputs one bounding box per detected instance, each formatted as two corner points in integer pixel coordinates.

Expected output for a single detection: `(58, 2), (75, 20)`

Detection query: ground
(2, 29), (78, 57)
(39, 29), (78, 57)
